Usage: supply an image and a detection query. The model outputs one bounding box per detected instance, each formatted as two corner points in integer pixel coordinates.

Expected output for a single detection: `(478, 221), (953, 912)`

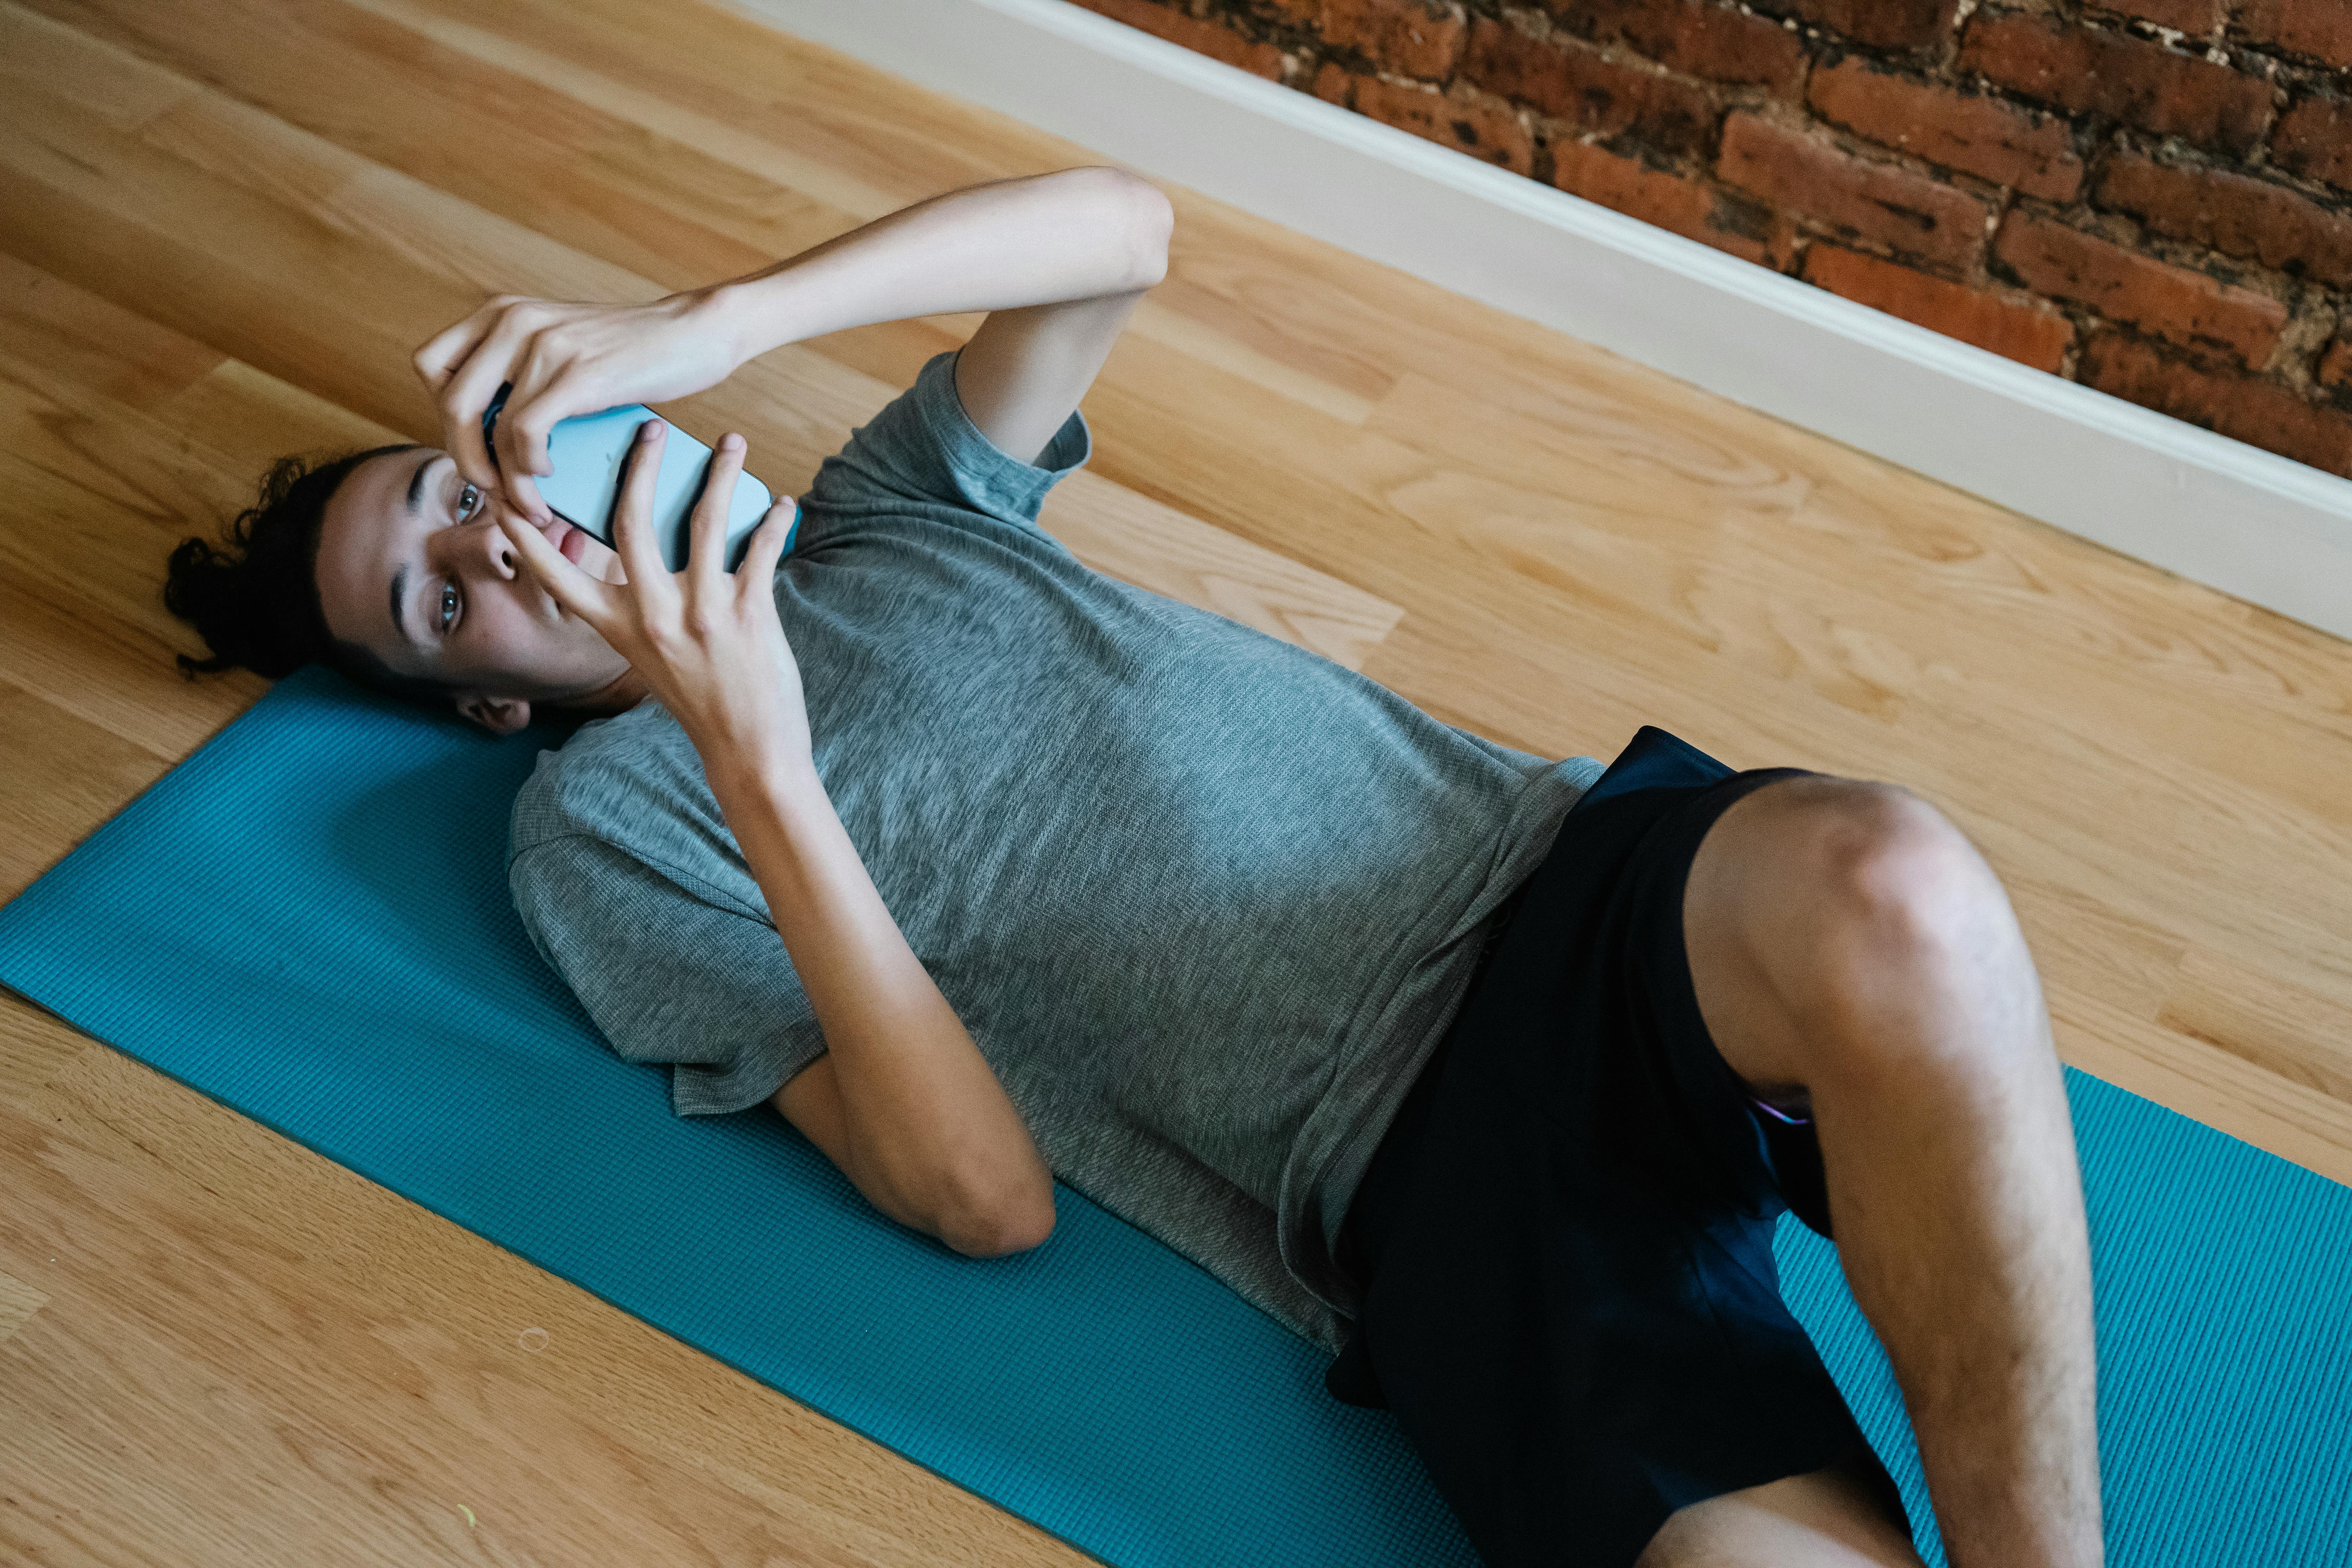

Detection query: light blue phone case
(488, 392), (795, 573)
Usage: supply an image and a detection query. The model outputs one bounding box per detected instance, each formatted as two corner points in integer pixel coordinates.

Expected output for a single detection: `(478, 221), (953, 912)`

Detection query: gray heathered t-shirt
(506, 351), (1604, 1352)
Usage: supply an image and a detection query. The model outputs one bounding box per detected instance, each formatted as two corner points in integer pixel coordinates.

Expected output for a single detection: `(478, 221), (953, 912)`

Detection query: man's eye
(439, 581), (459, 635)
(458, 482), (482, 521)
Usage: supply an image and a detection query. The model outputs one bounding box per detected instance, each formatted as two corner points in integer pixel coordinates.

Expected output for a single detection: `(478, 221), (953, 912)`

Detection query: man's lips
(519, 506), (616, 591)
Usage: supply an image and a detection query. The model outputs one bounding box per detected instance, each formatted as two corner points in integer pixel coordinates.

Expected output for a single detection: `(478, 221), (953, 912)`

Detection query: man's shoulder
(504, 698), (771, 950)
(506, 698), (702, 866)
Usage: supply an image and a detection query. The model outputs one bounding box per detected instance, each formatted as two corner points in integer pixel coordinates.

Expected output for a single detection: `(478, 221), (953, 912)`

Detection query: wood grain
(0, 1268), (48, 1348)
(0, 0), (2347, 1561)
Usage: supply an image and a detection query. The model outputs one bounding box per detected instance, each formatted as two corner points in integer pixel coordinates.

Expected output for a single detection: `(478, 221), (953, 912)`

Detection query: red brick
(1312, 59), (1354, 104)
(1753, 0), (1958, 51)
(2235, 0), (2352, 69)
(1803, 244), (2074, 370)
(2319, 335), (2352, 393)
(1551, 139), (1792, 265)
(2272, 96), (2352, 194)
(1958, 13), (2274, 156)
(1463, 17), (1716, 153)
(1717, 113), (1988, 267)
(2080, 333), (2352, 474)
(1994, 211), (2286, 363)
(1069, 0), (1285, 78)
(1808, 57), (2083, 201)
(1309, 0), (1466, 79)
(1353, 76), (1535, 172)
(2098, 0), (2223, 33)
(1548, 0), (1805, 90)
(2098, 151), (2352, 288)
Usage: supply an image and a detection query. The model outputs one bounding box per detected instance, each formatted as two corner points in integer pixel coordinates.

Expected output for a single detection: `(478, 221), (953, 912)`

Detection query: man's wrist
(708, 745), (823, 813)
(695, 271), (802, 371)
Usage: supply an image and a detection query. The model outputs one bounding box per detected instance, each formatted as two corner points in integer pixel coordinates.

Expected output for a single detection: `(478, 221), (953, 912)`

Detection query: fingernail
(639, 420), (661, 442)
(722, 432), (744, 452)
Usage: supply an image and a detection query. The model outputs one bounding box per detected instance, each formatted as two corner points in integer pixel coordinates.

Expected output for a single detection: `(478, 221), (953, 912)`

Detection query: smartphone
(480, 382), (795, 574)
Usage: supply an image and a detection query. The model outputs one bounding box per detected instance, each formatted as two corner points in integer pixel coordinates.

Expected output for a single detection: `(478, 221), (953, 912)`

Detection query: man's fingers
(740, 496), (796, 593)
(498, 334), (623, 528)
(612, 419), (673, 590)
(496, 356), (579, 492)
(410, 299), (500, 394)
(495, 505), (611, 631)
(690, 433), (746, 594)
(488, 358), (569, 527)
(495, 457), (552, 528)
(439, 317), (534, 495)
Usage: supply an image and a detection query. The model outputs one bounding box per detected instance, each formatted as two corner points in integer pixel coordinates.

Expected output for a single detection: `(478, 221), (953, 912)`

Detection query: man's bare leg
(1639, 1448), (1925, 1567)
(1651, 774), (2101, 1568)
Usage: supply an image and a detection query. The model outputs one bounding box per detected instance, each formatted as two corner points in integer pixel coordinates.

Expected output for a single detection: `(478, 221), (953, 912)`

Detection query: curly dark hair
(165, 444), (459, 707)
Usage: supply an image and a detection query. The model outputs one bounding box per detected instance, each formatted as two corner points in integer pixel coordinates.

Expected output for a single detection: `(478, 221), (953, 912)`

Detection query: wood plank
(2049, 980), (2352, 1183)
(0, 995), (93, 1120)
(0, 1267), (47, 1347)
(34, 0), (1383, 433)
(2158, 946), (2352, 1107)
(0, 678), (171, 902)
(0, 575), (257, 765)
(0, 263), (383, 753)
(0, 246), (223, 410)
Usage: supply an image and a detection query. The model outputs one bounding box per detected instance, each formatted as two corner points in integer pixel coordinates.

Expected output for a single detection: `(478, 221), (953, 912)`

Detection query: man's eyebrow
(390, 451), (435, 649)
(405, 449), (433, 517)
(389, 563), (416, 649)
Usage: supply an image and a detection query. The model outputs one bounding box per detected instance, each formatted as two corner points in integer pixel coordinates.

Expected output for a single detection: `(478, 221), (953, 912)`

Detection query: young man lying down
(166, 167), (2102, 1568)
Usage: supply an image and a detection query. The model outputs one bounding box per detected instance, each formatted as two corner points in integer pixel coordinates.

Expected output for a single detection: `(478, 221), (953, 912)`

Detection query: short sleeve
(801, 349), (1091, 538)
(509, 833), (825, 1116)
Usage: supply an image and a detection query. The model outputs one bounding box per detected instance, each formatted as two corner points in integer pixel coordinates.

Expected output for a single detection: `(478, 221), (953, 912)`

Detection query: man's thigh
(1638, 1448), (1926, 1568)
(1664, 770), (1965, 1562)
(1679, 761), (2102, 1568)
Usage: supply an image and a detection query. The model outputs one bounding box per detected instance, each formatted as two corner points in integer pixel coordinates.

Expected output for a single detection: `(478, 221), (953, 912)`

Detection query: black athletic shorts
(1324, 724), (1911, 1568)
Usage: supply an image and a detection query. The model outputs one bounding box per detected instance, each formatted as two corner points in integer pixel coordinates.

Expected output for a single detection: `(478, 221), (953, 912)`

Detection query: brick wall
(1071, 0), (2352, 477)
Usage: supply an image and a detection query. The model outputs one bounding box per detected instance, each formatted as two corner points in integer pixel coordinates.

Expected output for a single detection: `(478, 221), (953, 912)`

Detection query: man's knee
(1802, 780), (1997, 946)
(1728, 777), (2031, 1066)
(1722, 775), (1987, 952)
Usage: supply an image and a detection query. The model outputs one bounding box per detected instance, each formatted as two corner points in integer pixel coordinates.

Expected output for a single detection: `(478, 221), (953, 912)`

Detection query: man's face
(316, 447), (632, 733)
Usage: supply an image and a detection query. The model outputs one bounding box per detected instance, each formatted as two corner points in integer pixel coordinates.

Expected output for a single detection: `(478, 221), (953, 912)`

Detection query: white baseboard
(731, 0), (2352, 644)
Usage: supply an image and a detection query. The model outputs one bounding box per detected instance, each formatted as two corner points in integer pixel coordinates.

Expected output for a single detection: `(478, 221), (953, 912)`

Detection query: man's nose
(465, 509), (565, 578)
(467, 516), (522, 580)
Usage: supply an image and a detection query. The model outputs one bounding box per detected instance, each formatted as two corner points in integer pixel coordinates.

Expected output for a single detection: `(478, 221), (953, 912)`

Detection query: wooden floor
(2, 0), (2348, 1561)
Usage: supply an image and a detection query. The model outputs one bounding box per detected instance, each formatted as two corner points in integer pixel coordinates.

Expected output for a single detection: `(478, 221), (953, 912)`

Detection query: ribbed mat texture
(2, 666), (2347, 1566)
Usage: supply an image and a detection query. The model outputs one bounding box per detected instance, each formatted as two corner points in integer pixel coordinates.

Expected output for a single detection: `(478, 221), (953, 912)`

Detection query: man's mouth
(527, 508), (619, 588)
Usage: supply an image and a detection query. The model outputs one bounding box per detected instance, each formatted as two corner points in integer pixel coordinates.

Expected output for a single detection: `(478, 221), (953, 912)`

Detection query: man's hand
(494, 418), (807, 779)
(413, 289), (740, 526)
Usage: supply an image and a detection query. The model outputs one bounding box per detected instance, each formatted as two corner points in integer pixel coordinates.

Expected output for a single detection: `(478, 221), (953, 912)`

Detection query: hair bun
(163, 447), (402, 684)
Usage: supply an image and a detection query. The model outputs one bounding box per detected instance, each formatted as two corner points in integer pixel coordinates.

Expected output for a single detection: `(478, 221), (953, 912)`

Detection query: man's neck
(558, 665), (651, 717)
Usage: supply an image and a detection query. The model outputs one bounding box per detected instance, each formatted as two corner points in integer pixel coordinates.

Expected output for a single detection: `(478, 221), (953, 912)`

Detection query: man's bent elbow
(1124, 178), (1173, 291)
(941, 1191), (1058, 1259)
(1062, 165), (1171, 292)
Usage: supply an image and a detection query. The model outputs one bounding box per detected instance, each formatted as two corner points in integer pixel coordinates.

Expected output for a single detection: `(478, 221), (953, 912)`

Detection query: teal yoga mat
(2, 664), (2348, 1566)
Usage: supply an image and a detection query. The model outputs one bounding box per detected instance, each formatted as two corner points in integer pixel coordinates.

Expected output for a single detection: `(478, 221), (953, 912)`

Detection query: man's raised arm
(425, 167), (1171, 522)
(705, 165), (1171, 461)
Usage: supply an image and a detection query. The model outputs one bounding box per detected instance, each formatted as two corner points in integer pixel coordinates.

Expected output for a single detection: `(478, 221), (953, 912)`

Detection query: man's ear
(457, 692), (532, 735)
